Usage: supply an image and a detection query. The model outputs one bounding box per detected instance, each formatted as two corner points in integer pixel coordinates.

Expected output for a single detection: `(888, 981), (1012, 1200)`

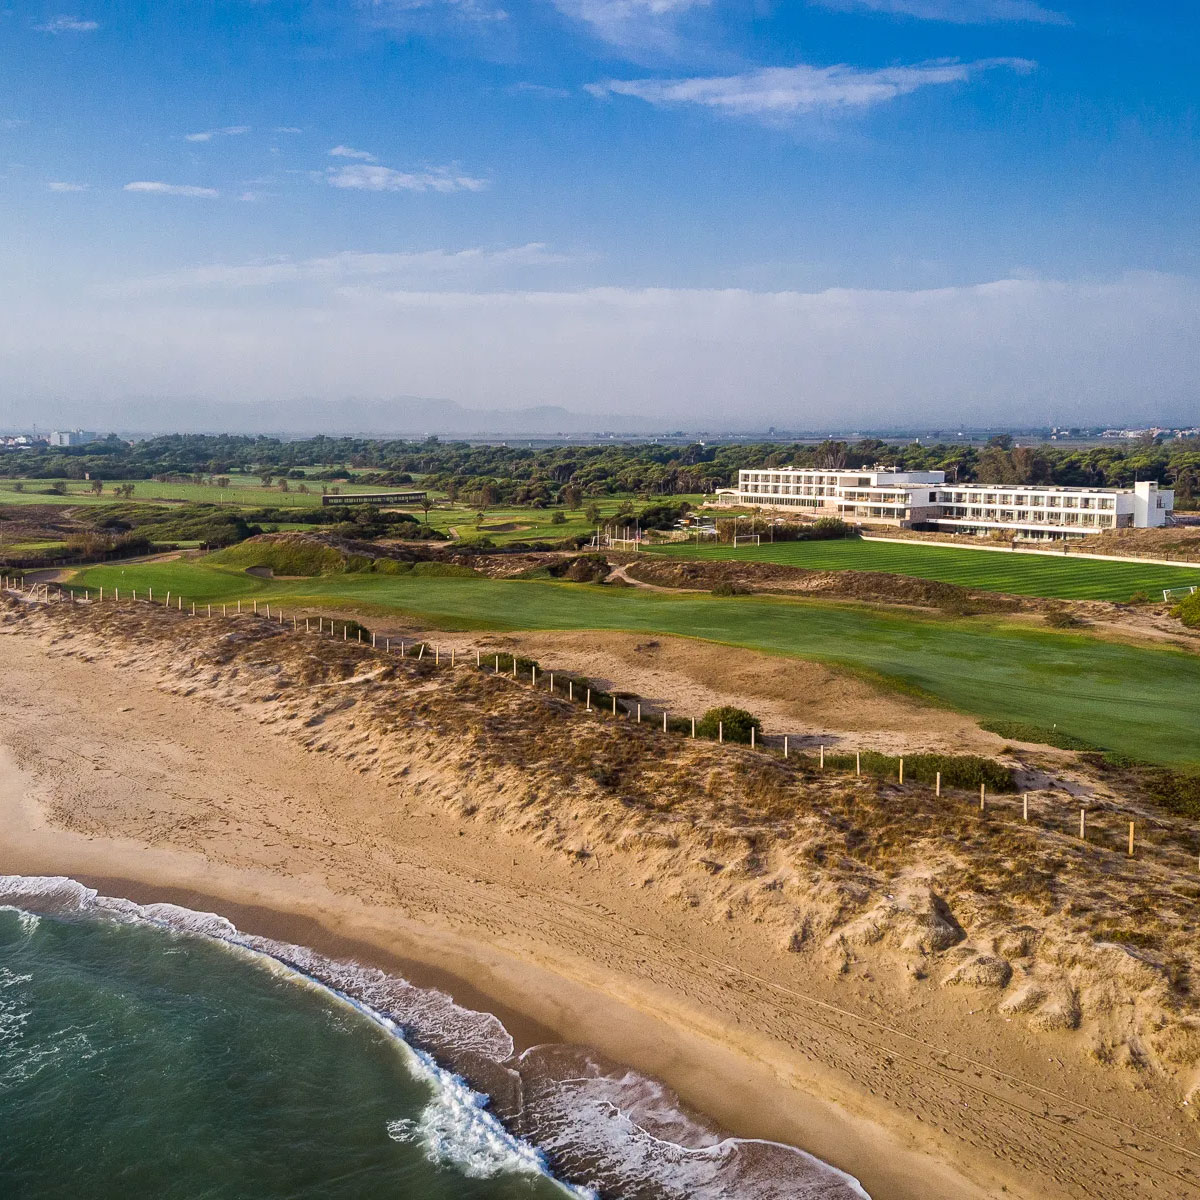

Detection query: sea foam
(0, 875), (870, 1199)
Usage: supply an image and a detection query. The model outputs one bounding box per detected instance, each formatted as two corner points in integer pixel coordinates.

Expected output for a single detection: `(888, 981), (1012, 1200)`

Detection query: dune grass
(70, 558), (1200, 767)
(645, 537), (1200, 602)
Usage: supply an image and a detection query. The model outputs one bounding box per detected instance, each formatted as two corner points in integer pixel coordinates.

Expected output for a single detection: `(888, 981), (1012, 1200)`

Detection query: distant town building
(49, 429), (99, 447)
(723, 467), (1174, 540)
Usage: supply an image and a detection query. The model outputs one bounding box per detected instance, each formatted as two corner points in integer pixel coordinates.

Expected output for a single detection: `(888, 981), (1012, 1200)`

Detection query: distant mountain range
(13, 397), (666, 439)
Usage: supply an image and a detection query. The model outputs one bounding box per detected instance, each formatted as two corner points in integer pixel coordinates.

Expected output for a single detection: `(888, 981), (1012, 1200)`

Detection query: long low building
(720, 467), (1174, 539)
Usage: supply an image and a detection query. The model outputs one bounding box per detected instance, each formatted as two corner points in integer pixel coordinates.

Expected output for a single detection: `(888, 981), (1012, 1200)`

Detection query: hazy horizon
(2, 3), (1197, 430)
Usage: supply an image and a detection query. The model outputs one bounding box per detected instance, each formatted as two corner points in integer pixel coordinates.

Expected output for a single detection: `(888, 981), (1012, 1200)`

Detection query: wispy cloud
(185, 126), (251, 143)
(274, 126), (304, 135)
(551, 0), (710, 50)
(329, 145), (378, 161)
(48, 181), (88, 192)
(109, 245), (568, 296)
(359, 0), (509, 28)
(326, 163), (488, 193)
(34, 15), (99, 33)
(124, 181), (220, 198)
(814, 0), (1070, 25)
(587, 57), (1035, 123)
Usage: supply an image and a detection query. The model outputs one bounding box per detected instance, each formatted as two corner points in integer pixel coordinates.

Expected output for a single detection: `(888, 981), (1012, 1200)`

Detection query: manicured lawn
(0, 477), (390, 508)
(71, 560), (1200, 766)
(645, 537), (1200, 602)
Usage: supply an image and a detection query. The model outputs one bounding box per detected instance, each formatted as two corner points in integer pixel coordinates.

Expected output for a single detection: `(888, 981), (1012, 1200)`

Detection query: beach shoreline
(2, 604), (1196, 1199)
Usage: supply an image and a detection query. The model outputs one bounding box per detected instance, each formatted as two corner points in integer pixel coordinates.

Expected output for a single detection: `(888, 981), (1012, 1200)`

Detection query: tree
(420, 494), (434, 523)
(584, 503), (601, 526)
(216, 476), (231, 488)
(561, 483), (583, 510)
(90, 479), (104, 496)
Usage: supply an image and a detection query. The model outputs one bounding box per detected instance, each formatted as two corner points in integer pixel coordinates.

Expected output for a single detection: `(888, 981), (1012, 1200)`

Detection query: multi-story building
(48, 429), (98, 447)
(722, 467), (1174, 539)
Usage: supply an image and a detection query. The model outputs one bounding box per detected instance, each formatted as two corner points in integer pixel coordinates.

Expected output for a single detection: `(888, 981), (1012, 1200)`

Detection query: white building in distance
(49, 430), (98, 447)
(722, 467), (1174, 540)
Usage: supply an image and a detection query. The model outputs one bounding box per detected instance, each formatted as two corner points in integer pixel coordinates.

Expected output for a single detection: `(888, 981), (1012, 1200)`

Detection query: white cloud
(108, 245), (569, 295)
(588, 57), (1035, 123)
(35, 15), (99, 33)
(326, 163), (488, 193)
(815, 0), (1070, 25)
(552, 0), (709, 50)
(6, 274), (1197, 429)
(124, 181), (220, 198)
(274, 126), (304, 134)
(47, 181), (88, 192)
(185, 126), (251, 142)
(329, 145), (378, 161)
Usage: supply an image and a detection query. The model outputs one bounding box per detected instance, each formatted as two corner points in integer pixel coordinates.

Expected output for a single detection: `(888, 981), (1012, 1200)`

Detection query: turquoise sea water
(0, 877), (869, 1200)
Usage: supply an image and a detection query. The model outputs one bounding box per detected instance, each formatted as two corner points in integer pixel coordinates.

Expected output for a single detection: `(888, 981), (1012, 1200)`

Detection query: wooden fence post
(1128, 821), (1135, 857)
(819, 744), (825, 769)
(612, 695), (617, 716)
(1080, 808), (1086, 839)
(783, 735), (788, 759)
(898, 757), (903, 785)
(662, 710), (667, 733)
(980, 784), (986, 811)
(586, 688), (592, 712)
(1022, 793), (1028, 821)
(856, 750), (861, 777)
(692, 716), (696, 739)
(636, 703), (641, 723)
(718, 721), (723, 744)
(750, 726), (755, 748)
(569, 680), (574, 702)
(935, 771), (941, 796)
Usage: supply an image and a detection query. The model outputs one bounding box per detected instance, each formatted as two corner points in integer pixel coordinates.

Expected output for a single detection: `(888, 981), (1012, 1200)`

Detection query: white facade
(49, 430), (98, 447)
(726, 468), (1174, 539)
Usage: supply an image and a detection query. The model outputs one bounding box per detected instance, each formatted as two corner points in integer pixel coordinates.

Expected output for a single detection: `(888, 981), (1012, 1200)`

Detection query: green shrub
(548, 554), (610, 584)
(979, 720), (1101, 753)
(408, 562), (478, 578)
(696, 705), (761, 744)
(823, 750), (1016, 792)
(210, 539), (348, 576)
(711, 581), (754, 596)
(1174, 591), (1200, 628)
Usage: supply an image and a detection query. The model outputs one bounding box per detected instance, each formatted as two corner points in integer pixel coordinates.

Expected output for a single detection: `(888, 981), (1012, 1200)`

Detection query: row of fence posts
(0, 574), (1169, 867)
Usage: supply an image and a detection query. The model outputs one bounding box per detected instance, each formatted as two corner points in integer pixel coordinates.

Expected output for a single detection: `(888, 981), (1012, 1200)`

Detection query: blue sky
(1, 1), (1198, 431)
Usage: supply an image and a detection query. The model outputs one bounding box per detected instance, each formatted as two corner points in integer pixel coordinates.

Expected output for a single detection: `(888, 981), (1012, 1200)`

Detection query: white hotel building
(722, 468), (1174, 540)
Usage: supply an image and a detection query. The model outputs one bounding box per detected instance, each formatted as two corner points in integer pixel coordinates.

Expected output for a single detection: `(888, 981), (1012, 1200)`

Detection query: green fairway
(645, 537), (1200, 602)
(0, 477), (390, 509)
(72, 559), (1200, 767)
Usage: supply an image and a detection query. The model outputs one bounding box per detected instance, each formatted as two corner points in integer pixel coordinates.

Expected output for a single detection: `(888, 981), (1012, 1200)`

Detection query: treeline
(3, 433), (1198, 506)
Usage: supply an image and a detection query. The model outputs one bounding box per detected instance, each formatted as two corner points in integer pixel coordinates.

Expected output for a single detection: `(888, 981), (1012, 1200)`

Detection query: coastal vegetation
(2, 432), (1199, 507)
(67, 557), (1200, 766)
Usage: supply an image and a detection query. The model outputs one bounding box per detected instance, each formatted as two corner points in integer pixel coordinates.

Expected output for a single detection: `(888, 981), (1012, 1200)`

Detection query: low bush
(711, 581), (754, 596)
(1174, 591), (1200, 628)
(547, 554), (610, 584)
(979, 720), (1101, 753)
(696, 705), (761, 744)
(823, 750), (1016, 792)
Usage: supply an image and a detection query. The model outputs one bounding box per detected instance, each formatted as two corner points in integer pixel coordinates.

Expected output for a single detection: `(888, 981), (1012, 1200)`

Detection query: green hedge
(823, 750), (1016, 792)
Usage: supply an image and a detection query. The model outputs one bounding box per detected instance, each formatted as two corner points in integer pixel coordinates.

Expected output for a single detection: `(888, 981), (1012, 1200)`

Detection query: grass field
(0, 477), (389, 509)
(0, 479), (684, 547)
(645, 537), (1200, 602)
(71, 559), (1200, 766)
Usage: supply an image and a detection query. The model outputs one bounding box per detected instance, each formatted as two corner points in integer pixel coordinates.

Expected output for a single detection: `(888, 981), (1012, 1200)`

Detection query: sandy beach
(2, 601), (1198, 1199)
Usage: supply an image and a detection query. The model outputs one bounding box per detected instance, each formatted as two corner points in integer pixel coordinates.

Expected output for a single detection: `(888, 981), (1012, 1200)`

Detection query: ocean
(0, 877), (869, 1200)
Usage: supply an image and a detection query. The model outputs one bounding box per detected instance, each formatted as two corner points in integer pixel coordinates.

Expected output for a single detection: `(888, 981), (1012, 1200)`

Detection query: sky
(1, 0), (1198, 432)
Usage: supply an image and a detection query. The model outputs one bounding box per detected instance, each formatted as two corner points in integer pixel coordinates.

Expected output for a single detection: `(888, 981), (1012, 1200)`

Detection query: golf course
(72, 557), (1200, 766)
(646, 536), (1200, 602)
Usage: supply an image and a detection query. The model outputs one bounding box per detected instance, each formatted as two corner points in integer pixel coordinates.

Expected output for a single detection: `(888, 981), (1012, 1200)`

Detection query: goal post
(1163, 585), (1198, 602)
(732, 534), (761, 547)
